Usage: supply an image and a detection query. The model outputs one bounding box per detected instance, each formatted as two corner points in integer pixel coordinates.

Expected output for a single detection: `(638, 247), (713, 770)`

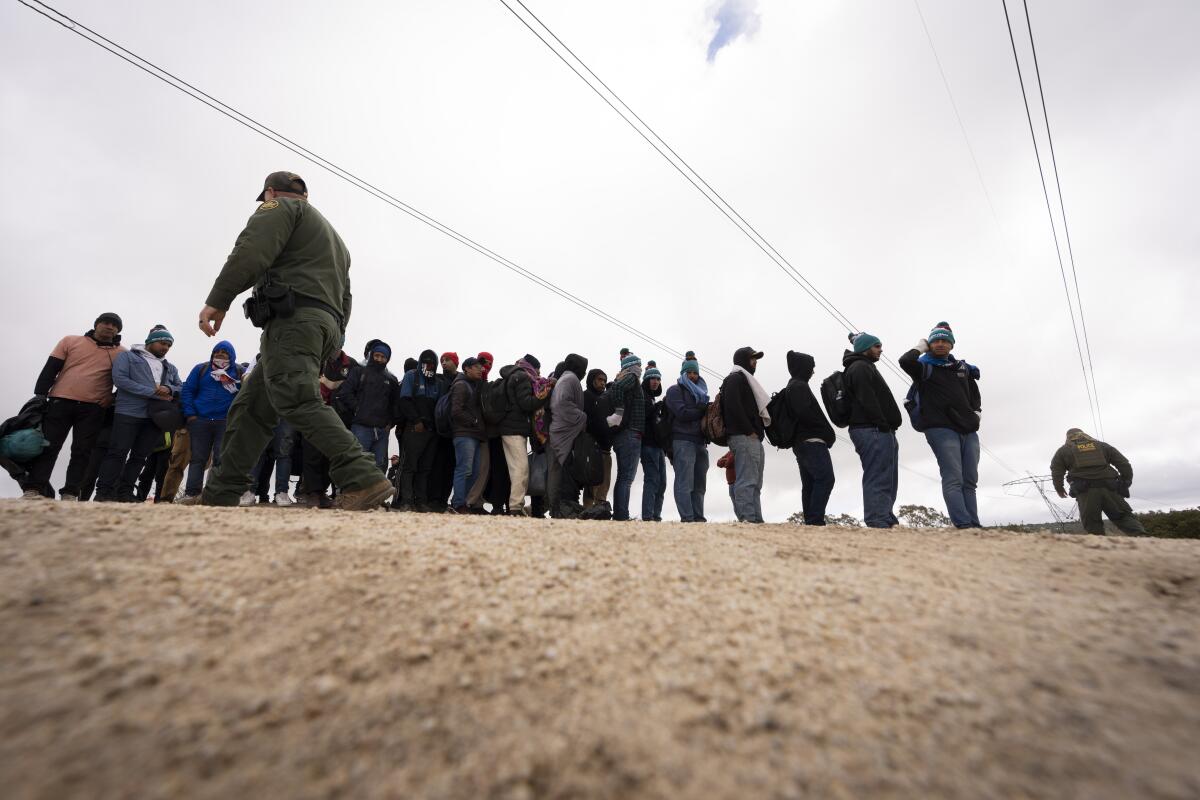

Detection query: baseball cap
(256, 171), (308, 201)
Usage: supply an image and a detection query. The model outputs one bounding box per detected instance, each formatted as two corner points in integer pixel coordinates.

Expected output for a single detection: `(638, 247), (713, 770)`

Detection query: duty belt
(293, 295), (344, 330)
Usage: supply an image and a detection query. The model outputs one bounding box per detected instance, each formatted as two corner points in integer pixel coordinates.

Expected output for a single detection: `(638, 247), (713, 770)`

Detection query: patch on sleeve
(257, 200), (280, 211)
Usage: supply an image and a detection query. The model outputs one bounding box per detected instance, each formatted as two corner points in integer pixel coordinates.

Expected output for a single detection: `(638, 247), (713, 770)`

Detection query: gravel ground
(0, 500), (1197, 800)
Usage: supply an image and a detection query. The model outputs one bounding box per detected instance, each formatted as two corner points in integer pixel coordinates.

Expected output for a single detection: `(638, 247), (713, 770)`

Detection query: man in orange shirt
(22, 313), (126, 500)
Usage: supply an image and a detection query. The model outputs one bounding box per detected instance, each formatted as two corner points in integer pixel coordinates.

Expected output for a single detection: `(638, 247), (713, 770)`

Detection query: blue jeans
(672, 439), (708, 522)
(352, 424), (390, 471)
(925, 428), (981, 528)
(640, 444), (666, 521)
(611, 429), (642, 521)
(849, 427), (899, 528)
(793, 441), (835, 525)
(728, 434), (765, 523)
(451, 436), (482, 509)
(185, 418), (227, 496)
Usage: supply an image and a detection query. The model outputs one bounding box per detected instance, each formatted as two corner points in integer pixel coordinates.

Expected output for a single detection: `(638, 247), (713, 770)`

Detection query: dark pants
(793, 441), (835, 525)
(849, 427), (899, 528)
(640, 444), (666, 521)
(19, 398), (106, 497)
(95, 414), (163, 501)
(185, 418), (227, 496)
(136, 447), (171, 502)
(301, 434), (331, 496)
(1077, 487), (1146, 535)
(547, 451), (581, 518)
(399, 426), (438, 507)
(429, 437), (455, 509)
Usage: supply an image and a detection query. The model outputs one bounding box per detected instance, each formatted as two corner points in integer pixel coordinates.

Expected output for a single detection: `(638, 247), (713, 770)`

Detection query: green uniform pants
(1077, 488), (1146, 535)
(205, 308), (381, 505)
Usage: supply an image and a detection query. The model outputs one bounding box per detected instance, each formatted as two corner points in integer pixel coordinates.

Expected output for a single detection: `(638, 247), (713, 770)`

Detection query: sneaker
(273, 492), (294, 507)
(177, 494), (202, 506)
(21, 489), (48, 501)
(238, 491), (256, 507)
(334, 479), (395, 511)
(447, 505), (470, 515)
(508, 506), (531, 517)
(59, 493), (78, 502)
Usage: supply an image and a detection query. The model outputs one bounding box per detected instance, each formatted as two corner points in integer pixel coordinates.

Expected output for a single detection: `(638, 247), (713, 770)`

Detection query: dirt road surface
(1, 500), (1197, 799)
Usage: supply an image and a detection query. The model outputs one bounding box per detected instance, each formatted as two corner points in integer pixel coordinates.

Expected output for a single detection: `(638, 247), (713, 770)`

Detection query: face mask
(212, 356), (230, 370)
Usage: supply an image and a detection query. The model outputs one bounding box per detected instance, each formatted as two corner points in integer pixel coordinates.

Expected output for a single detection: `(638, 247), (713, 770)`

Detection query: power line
(495, 0), (859, 334)
(17, 0), (715, 380)
(1000, 0), (1100, 436)
(1019, 0), (1103, 438)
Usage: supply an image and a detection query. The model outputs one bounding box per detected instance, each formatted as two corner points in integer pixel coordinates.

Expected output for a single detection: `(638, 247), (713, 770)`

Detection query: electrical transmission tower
(1003, 474), (1078, 533)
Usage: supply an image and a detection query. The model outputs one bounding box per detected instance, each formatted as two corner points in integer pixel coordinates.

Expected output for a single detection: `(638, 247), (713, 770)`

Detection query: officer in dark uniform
(194, 172), (394, 510)
(1050, 428), (1145, 535)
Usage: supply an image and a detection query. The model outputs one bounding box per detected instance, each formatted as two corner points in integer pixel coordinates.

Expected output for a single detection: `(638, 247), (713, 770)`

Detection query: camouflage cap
(256, 171), (308, 201)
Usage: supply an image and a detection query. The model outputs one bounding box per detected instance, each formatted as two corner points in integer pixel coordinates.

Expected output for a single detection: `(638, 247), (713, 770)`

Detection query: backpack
(820, 371), (852, 428)
(652, 399), (674, 448)
(578, 501), (612, 521)
(480, 376), (510, 426)
(701, 390), (728, 446)
(433, 392), (454, 437)
(903, 362), (933, 433)
(764, 386), (798, 448)
(0, 427), (49, 462)
(568, 432), (605, 487)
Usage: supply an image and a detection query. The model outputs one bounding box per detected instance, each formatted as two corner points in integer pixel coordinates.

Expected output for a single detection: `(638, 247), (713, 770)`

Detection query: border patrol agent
(1050, 428), (1145, 535)
(194, 172), (394, 510)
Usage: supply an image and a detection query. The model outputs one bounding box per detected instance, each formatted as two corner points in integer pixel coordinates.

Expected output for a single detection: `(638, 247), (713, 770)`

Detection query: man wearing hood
(19, 312), (127, 501)
(547, 354), (589, 518)
(95, 326), (182, 502)
(639, 362), (667, 522)
(785, 351), (837, 526)
(1051, 429), (1145, 535)
(582, 367), (613, 509)
(722, 346), (771, 523)
(843, 332), (902, 528)
(496, 354), (553, 516)
(899, 323), (982, 529)
(336, 339), (399, 471)
(664, 352), (709, 522)
(448, 357), (487, 513)
(395, 349), (443, 511)
(427, 352), (461, 510)
(180, 340), (243, 500)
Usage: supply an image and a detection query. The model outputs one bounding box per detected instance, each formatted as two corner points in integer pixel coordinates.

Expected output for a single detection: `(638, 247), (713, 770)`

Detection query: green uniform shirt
(1050, 439), (1133, 494)
(205, 197), (353, 328)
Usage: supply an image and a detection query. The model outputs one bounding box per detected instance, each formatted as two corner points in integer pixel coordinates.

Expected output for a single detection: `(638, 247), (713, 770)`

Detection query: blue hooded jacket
(181, 341), (242, 420)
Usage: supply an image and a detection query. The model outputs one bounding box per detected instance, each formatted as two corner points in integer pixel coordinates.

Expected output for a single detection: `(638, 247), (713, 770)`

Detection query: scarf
(518, 359), (553, 400)
(616, 364), (643, 383)
(919, 352), (980, 379)
(730, 364), (771, 426)
(133, 344), (165, 385)
(209, 366), (240, 394)
(678, 373), (709, 404)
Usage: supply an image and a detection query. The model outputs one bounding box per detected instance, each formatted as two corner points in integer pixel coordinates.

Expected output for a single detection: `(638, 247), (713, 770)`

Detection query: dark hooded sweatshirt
(641, 375), (665, 448)
(398, 354), (441, 427)
(449, 373), (485, 440)
(898, 349), (981, 434)
(842, 350), (902, 431)
(721, 349), (765, 437)
(496, 363), (548, 437)
(785, 351), (835, 447)
(336, 347), (399, 428)
(583, 369), (613, 452)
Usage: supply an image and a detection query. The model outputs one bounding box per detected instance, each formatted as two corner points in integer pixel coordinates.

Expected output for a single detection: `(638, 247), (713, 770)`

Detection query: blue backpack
(0, 427), (49, 462)
(904, 363), (933, 433)
(434, 392), (454, 437)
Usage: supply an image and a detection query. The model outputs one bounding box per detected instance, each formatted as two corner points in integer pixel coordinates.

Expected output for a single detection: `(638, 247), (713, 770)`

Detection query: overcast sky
(3, 0), (1197, 523)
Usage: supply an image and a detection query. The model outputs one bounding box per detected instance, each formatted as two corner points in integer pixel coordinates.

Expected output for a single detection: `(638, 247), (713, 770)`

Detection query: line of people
(7, 311), (998, 528)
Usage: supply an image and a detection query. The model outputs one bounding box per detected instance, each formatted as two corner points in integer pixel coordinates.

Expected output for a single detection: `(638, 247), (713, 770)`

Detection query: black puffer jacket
(786, 351), (836, 447)
(641, 374), (664, 448)
(335, 360), (399, 428)
(496, 363), (548, 437)
(898, 349), (981, 434)
(842, 350), (902, 431)
(449, 374), (485, 440)
(583, 369), (612, 452)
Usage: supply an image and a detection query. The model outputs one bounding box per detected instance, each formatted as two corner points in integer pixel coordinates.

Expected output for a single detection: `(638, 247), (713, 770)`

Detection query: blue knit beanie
(928, 321), (955, 345)
(145, 325), (174, 346)
(849, 332), (880, 354)
(620, 351), (641, 371)
(371, 343), (392, 360)
(644, 361), (662, 381)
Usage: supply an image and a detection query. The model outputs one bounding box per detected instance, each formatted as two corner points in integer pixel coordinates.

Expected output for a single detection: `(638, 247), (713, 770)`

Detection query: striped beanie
(620, 351), (641, 371)
(680, 350), (699, 375)
(644, 361), (662, 381)
(145, 325), (174, 346)
(928, 321), (955, 345)
(849, 331), (880, 354)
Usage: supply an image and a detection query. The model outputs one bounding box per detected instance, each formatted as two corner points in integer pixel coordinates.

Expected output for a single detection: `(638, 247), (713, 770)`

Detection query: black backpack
(480, 375), (510, 426)
(652, 399), (673, 447)
(764, 386), (798, 448)
(568, 431), (605, 487)
(433, 392), (454, 437)
(820, 371), (852, 428)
